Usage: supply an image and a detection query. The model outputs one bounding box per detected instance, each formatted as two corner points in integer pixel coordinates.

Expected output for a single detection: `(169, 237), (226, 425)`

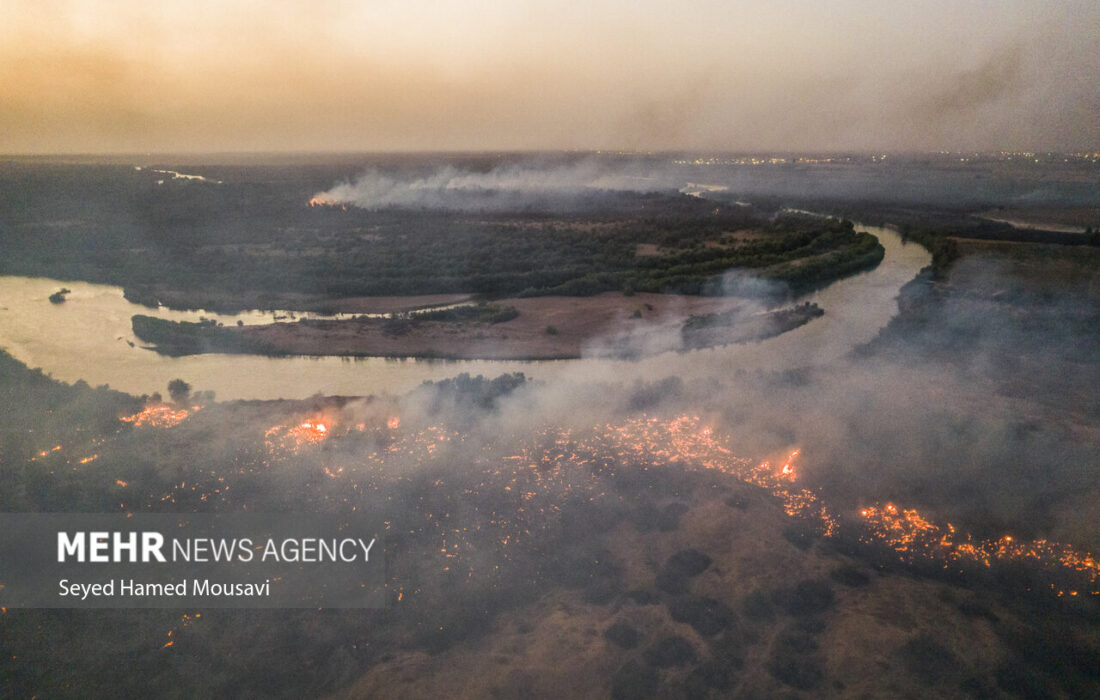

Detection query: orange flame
(121, 404), (198, 428)
(858, 499), (1100, 592)
(265, 417), (332, 454)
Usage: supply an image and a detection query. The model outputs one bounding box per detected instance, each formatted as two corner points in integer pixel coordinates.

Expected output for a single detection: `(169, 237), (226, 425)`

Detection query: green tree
(167, 378), (191, 405)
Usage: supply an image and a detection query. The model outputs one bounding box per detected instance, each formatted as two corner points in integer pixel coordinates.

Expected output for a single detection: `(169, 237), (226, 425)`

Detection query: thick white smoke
(311, 160), (672, 211)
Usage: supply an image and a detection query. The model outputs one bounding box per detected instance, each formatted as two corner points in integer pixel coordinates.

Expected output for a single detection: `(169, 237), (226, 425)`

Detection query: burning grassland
(120, 403), (201, 428)
(858, 502), (1100, 597)
(18, 375), (1100, 599)
(6, 372), (1100, 698)
(247, 409), (1100, 599)
(264, 419), (330, 454)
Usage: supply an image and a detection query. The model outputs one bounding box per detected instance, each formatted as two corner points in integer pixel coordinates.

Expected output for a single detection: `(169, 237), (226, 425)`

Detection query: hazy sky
(1, 1), (1097, 153)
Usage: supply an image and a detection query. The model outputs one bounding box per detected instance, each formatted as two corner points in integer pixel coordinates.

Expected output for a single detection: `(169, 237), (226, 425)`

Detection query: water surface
(0, 223), (928, 400)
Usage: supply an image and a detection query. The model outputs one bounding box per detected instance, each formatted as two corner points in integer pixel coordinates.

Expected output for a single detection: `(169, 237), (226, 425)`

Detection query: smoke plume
(311, 160), (674, 211)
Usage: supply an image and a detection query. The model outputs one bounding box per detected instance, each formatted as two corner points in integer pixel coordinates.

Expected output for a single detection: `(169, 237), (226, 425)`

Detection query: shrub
(899, 634), (963, 685)
(781, 522), (816, 550)
(167, 378), (191, 404)
(656, 503), (690, 532)
(611, 660), (658, 700)
(604, 621), (640, 649)
(775, 580), (835, 617)
(665, 549), (712, 578)
(767, 642), (824, 689)
(829, 565), (871, 587)
(667, 595), (736, 636)
(655, 570), (690, 595)
(644, 636), (697, 668)
(741, 590), (776, 621)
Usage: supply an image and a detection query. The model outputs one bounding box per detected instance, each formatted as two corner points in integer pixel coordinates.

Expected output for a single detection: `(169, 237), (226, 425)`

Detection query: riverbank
(132, 293), (826, 360)
(124, 288), (475, 315)
(0, 222), (926, 400)
(975, 206), (1098, 234)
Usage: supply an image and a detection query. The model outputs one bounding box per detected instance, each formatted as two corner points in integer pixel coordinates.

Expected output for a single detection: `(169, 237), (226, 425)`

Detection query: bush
(583, 577), (621, 605)
(829, 565), (871, 587)
(625, 589), (660, 606)
(775, 580), (835, 617)
(415, 303), (518, 324)
(689, 660), (735, 691)
(655, 569), (690, 595)
(710, 631), (748, 669)
(604, 621), (640, 649)
(775, 629), (819, 654)
(767, 641), (824, 689)
(664, 549), (712, 578)
(167, 378), (191, 404)
(667, 595), (736, 636)
(381, 315), (414, 336)
(724, 493), (750, 510)
(611, 660), (659, 700)
(995, 661), (1052, 699)
(49, 288), (71, 304)
(899, 634), (963, 685)
(656, 503), (690, 532)
(782, 522), (816, 550)
(644, 636), (697, 668)
(741, 589), (776, 621)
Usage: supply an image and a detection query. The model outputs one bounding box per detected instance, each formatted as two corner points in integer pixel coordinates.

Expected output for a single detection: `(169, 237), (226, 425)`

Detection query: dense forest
(0, 162), (882, 311)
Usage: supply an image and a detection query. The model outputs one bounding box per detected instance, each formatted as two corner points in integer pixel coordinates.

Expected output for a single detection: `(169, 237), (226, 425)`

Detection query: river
(0, 222), (929, 400)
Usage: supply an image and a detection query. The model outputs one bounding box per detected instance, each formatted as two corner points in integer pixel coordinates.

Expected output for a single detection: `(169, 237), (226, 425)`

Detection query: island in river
(132, 293), (826, 360)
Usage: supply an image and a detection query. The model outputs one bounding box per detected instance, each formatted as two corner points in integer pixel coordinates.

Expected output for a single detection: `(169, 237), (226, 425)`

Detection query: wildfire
(120, 404), (1096, 598)
(858, 499), (1100, 593)
(780, 449), (800, 480)
(120, 404), (199, 428)
(520, 415), (1094, 593)
(308, 196), (347, 211)
(30, 445), (63, 461)
(265, 418), (331, 454)
(600, 419), (838, 535)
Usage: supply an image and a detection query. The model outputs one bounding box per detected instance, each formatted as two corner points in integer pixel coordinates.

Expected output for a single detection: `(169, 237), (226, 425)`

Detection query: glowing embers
(602, 416), (836, 535)
(120, 404), (199, 428)
(265, 419), (330, 454)
(779, 449), (800, 480)
(29, 444), (62, 461)
(602, 416), (1095, 592)
(208, 409), (1100, 597)
(858, 501), (1100, 594)
(857, 502), (939, 554)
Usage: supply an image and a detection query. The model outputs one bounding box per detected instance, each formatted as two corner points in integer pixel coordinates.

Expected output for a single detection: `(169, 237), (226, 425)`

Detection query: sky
(1, 0), (1097, 154)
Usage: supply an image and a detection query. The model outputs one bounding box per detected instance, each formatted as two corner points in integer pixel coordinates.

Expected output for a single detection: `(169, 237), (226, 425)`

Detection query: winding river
(0, 222), (929, 400)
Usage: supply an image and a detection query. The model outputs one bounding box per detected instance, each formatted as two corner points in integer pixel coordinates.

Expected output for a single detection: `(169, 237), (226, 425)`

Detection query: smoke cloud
(310, 248), (1100, 554)
(311, 160), (673, 211)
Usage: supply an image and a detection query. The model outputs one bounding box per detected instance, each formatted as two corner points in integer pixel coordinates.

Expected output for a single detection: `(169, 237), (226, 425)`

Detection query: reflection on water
(0, 224), (928, 400)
